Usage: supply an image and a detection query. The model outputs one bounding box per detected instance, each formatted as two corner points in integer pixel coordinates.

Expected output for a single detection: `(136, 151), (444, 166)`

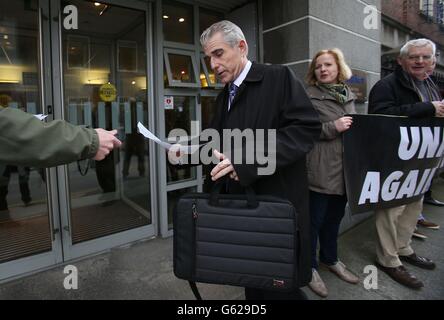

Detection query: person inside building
(0, 165), (32, 215)
(0, 106), (121, 195)
(304, 48), (360, 298)
(169, 20), (321, 300)
(368, 38), (443, 289)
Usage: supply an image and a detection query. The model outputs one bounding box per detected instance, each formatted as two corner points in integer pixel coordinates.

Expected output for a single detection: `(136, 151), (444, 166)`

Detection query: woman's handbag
(173, 183), (299, 299)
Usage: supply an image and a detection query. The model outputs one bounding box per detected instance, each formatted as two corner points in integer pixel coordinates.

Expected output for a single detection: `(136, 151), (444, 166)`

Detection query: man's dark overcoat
(368, 65), (439, 116)
(204, 62), (321, 289)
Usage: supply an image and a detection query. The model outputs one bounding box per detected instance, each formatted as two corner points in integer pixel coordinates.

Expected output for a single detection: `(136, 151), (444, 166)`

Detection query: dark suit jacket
(204, 62), (321, 287)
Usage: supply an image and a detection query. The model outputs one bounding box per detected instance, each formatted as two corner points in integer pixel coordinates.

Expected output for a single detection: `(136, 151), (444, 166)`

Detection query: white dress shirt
(228, 60), (252, 111)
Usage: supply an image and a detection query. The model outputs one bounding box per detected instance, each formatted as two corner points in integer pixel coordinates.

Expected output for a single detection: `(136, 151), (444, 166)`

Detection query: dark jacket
(205, 63), (321, 287)
(306, 84), (356, 195)
(0, 106), (98, 167)
(368, 65), (436, 117)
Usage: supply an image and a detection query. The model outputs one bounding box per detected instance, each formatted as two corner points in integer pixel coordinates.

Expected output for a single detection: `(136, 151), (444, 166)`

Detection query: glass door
(51, 0), (156, 259)
(0, 0), (65, 281)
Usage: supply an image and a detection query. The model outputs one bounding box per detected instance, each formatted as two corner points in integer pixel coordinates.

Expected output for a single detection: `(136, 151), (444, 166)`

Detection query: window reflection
(0, 0), (52, 263)
(165, 96), (196, 183)
(163, 1), (194, 44)
(201, 96), (217, 130)
(166, 53), (197, 85)
(118, 41), (138, 72)
(62, 0), (151, 244)
(67, 36), (89, 69)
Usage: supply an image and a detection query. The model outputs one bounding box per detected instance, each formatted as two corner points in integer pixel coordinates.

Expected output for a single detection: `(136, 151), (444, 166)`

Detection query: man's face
(203, 32), (247, 84)
(398, 45), (434, 80)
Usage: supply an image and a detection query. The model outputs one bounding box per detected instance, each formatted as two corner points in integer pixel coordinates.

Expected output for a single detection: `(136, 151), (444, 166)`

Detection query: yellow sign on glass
(99, 83), (117, 102)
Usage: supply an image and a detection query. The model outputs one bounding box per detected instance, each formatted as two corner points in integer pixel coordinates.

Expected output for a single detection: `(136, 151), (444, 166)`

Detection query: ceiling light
(178, 18), (185, 23)
(3, 35), (8, 40)
(131, 81), (136, 85)
(163, 15), (169, 19)
(181, 71), (186, 75)
(94, 2), (101, 6)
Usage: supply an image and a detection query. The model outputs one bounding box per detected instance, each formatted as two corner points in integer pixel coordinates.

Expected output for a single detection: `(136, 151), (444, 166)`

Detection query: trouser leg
(318, 194), (347, 265)
(397, 199), (422, 257)
(309, 191), (329, 270)
(375, 205), (405, 267)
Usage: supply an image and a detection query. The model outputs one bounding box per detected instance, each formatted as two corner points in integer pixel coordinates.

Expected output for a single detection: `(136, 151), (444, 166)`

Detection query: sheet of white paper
(34, 114), (48, 121)
(137, 122), (202, 155)
(137, 122), (161, 143)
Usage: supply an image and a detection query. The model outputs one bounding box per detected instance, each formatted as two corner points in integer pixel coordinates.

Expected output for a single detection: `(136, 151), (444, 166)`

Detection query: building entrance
(0, 0), (156, 282)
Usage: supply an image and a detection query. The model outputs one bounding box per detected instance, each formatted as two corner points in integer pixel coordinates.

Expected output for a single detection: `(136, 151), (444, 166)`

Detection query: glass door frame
(0, 0), (66, 283)
(49, 0), (158, 261)
(159, 89), (203, 237)
(156, 1), (224, 237)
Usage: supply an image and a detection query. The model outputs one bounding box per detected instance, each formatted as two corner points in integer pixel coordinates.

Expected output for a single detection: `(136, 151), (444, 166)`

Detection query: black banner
(344, 115), (444, 214)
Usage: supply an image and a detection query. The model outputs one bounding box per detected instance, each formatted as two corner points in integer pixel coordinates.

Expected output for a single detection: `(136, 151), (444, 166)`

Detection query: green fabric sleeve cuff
(87, 129), (99, 159)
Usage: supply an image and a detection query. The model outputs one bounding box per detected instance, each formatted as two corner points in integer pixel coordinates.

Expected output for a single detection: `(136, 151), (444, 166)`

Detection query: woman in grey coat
(305, 48), (359, 298)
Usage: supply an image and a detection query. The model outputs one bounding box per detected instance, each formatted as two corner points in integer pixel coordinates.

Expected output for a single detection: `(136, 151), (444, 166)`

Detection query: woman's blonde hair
(305, 48), (352, 85)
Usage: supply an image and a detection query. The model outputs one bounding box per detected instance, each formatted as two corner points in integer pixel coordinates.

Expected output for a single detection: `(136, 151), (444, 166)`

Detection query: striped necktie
(229, 83), (238, 107)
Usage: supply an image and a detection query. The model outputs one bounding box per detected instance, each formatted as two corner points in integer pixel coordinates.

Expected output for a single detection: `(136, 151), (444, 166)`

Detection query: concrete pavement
(0, 180), (443, 300)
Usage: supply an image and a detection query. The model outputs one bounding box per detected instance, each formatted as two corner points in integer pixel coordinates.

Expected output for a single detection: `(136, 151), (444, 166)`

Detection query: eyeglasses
(407, 55), (433, 62)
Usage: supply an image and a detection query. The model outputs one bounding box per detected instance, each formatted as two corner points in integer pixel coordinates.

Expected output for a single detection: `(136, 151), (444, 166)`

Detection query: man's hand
(334, 116), (353, 133)
(93, 129), (122, 161)
(211, 149), (239, 181)
(432, 101), (444, 117)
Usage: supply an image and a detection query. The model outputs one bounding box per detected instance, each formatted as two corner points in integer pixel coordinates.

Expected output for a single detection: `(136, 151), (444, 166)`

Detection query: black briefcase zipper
(192, 202), (198, 219)
(190, 201), (203, 300)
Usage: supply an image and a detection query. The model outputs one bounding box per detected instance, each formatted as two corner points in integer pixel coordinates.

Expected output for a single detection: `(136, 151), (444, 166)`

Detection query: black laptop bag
(173, 183), (299, 299)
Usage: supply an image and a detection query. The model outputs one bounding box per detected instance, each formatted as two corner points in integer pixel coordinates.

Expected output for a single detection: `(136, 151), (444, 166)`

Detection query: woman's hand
(334, 116), (353, 133)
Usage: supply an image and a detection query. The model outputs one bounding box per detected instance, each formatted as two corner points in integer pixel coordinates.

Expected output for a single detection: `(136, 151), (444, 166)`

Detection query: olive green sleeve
(0, 107), (99, 168)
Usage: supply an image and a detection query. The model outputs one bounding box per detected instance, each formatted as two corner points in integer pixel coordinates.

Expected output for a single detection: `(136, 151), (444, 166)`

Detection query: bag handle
(209, 178), (259, 208)
(189, 281), (203, 300)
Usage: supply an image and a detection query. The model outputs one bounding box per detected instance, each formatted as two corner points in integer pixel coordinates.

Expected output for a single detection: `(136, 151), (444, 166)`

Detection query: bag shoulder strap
(189, 281), (203, 300)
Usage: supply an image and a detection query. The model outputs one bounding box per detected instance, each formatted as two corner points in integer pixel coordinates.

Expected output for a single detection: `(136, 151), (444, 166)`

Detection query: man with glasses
(368, 39), (443, 289)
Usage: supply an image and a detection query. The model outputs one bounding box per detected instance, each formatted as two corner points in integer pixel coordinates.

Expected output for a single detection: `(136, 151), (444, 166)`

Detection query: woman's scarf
(319, 83), (348, 104)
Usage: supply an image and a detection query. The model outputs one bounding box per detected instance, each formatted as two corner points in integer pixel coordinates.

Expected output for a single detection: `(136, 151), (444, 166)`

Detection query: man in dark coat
(171, 20), (321, 299)
(368, 38), (443, 289)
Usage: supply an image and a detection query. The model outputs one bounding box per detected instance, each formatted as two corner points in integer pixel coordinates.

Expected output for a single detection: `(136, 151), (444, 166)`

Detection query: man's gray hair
(200, 20), (247, 51)
(400, 38), (436, 57)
